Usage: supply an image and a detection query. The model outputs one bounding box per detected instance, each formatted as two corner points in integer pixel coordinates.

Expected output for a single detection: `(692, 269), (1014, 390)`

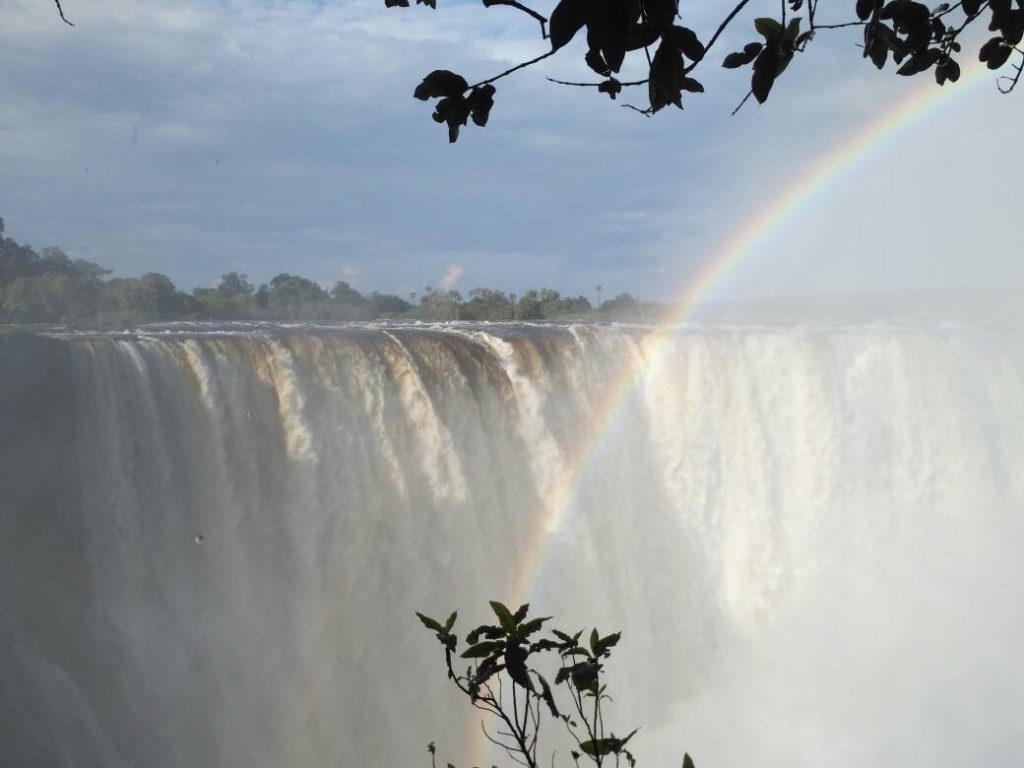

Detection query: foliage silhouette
(388, 0), (1024, 140)
(417, 602), (695, 768)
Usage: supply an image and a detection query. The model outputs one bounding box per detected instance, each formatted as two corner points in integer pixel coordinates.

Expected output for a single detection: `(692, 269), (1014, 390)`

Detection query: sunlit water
(1, 319), (1021, 767)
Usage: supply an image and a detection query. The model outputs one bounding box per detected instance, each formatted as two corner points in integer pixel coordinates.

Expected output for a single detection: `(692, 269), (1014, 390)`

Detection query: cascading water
(1, 320), (1021, 767)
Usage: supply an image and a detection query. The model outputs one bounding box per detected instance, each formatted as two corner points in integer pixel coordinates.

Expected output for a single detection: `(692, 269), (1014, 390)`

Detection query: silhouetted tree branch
(53, 0), (74, 26)
(390, 0), (1024, 141)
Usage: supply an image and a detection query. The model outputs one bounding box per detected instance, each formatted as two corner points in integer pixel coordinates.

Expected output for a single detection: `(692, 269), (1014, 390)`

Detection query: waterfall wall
(1, 323), (1021, 767)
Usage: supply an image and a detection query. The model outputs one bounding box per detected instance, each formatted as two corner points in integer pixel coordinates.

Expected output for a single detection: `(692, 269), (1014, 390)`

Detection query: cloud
(439, 264), (464, 290)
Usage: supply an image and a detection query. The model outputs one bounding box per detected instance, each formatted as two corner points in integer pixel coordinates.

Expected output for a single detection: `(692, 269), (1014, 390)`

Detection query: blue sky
(2, 0), (1022, 303)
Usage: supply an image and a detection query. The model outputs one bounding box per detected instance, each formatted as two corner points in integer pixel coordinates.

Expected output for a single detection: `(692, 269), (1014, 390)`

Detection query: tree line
(0, 218), (650, 327)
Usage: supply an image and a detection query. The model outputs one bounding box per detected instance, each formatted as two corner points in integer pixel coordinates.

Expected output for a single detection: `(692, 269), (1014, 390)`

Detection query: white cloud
(439, 264), (464, 290)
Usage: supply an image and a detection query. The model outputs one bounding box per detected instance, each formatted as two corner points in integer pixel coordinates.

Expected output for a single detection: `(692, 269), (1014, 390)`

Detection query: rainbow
(471, 59), (992, 765)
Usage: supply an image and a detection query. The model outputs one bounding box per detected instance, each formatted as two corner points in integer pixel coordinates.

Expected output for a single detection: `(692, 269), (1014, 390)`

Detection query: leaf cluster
(417, 602), (691, 768)
(390, 0), (1024, 140)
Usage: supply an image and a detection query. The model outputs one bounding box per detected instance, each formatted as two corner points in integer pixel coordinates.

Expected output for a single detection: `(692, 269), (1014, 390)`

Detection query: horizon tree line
(0, 217), (646, 326)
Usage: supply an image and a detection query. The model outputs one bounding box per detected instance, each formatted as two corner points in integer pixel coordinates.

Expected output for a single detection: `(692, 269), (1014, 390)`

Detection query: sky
(2, 0), (1023, 304)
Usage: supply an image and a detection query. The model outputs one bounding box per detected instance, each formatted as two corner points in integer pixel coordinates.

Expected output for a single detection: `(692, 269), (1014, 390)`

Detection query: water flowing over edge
(1, 321), (1022, 767)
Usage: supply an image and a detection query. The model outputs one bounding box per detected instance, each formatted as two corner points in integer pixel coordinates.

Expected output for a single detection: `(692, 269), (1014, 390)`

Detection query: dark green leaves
(461, 639), (504, 658)
(416, 612), (445, 632)
(489, 600), (516, 631)
(682, 753), (696, 768)
(754, 17), (783, 40)
(723, 42), (762, 69)
(417, 602), (648, 768)
(579, 728), (638, 757)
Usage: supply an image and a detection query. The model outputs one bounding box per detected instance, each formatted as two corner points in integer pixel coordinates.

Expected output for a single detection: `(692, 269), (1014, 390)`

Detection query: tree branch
(471, 50), (556, 89)
(53, 0), (74, 26)
(483, 0), (548, 38)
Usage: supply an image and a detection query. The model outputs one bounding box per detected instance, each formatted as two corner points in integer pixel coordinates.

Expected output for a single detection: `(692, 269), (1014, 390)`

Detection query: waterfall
(1, 322), (1021, 767)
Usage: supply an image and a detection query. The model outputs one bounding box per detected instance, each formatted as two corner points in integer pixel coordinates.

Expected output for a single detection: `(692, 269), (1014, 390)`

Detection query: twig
(546, 76), (648, 88)
(731, 88), (754, 115)
(483, 0), (548, 37)
(53, 0), (74, 25)
(471, 50), (556, 89)
(622, 103), (654, 116)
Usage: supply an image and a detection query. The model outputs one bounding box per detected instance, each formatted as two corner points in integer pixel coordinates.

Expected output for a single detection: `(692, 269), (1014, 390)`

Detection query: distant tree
(127, 272), (185, 318)
(369, 291), (413, 315)
(517, 289), (545, 320)
(417, 601), (696, 768)
(599, 292), (639, 314)
(464, 287), (515, 321)
(329, 280), (372, 319)
(266, 273), (330, 317)
(187, 272), (258, 319)
(218, 272), (255, 299)
(255, 283), (271, 309)
(417, 286), (462, 320)
(390, 0), (1024, 142)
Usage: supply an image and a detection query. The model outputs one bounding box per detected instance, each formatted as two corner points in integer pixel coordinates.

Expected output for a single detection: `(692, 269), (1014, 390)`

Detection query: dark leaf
(489, 600), (516, 631)
(444, 611), (458, 633)
(856, 0), (880, 20)
(416, 612), (445, 633)
(722, 42), (763, 68)
(467, 85), (495, 127)
(649, 36), (686, 112)
(935, 57), (960, 84)
(983, 41), (1012, 69)
(682, 754), (696, 768)
(549, 0), (589, 51)
(594, 631), (623, 655)
(625, 22), (661, 51)
(504, 640), (533, 690)
(754, 17), (784, 41)
(518, 616), (551, 636)
(1002, 9), (1024, 46)
(461, 640), (505, 658)
(585, 47), (611, 76)
(979, 35), (1006, 63)
(414, 70), (469, 100)
(537, 673), (561, 717)
(642, 0), (678, 30)
(664, 25), (705, 61)
(784, 17), (802, 44)
(751, 47), (779, 103)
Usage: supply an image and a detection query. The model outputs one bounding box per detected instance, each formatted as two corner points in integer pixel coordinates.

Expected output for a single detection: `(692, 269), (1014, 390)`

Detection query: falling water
(1, 320), (1021, 767)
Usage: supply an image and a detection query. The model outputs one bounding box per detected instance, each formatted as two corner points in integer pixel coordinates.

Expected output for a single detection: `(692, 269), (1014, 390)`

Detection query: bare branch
(621, 103), (654, 116)
(483, 0), (548, 38)
(53, 0), (74, 26)
(731, 88), (754, 116)
(471, 50), (556, 89)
